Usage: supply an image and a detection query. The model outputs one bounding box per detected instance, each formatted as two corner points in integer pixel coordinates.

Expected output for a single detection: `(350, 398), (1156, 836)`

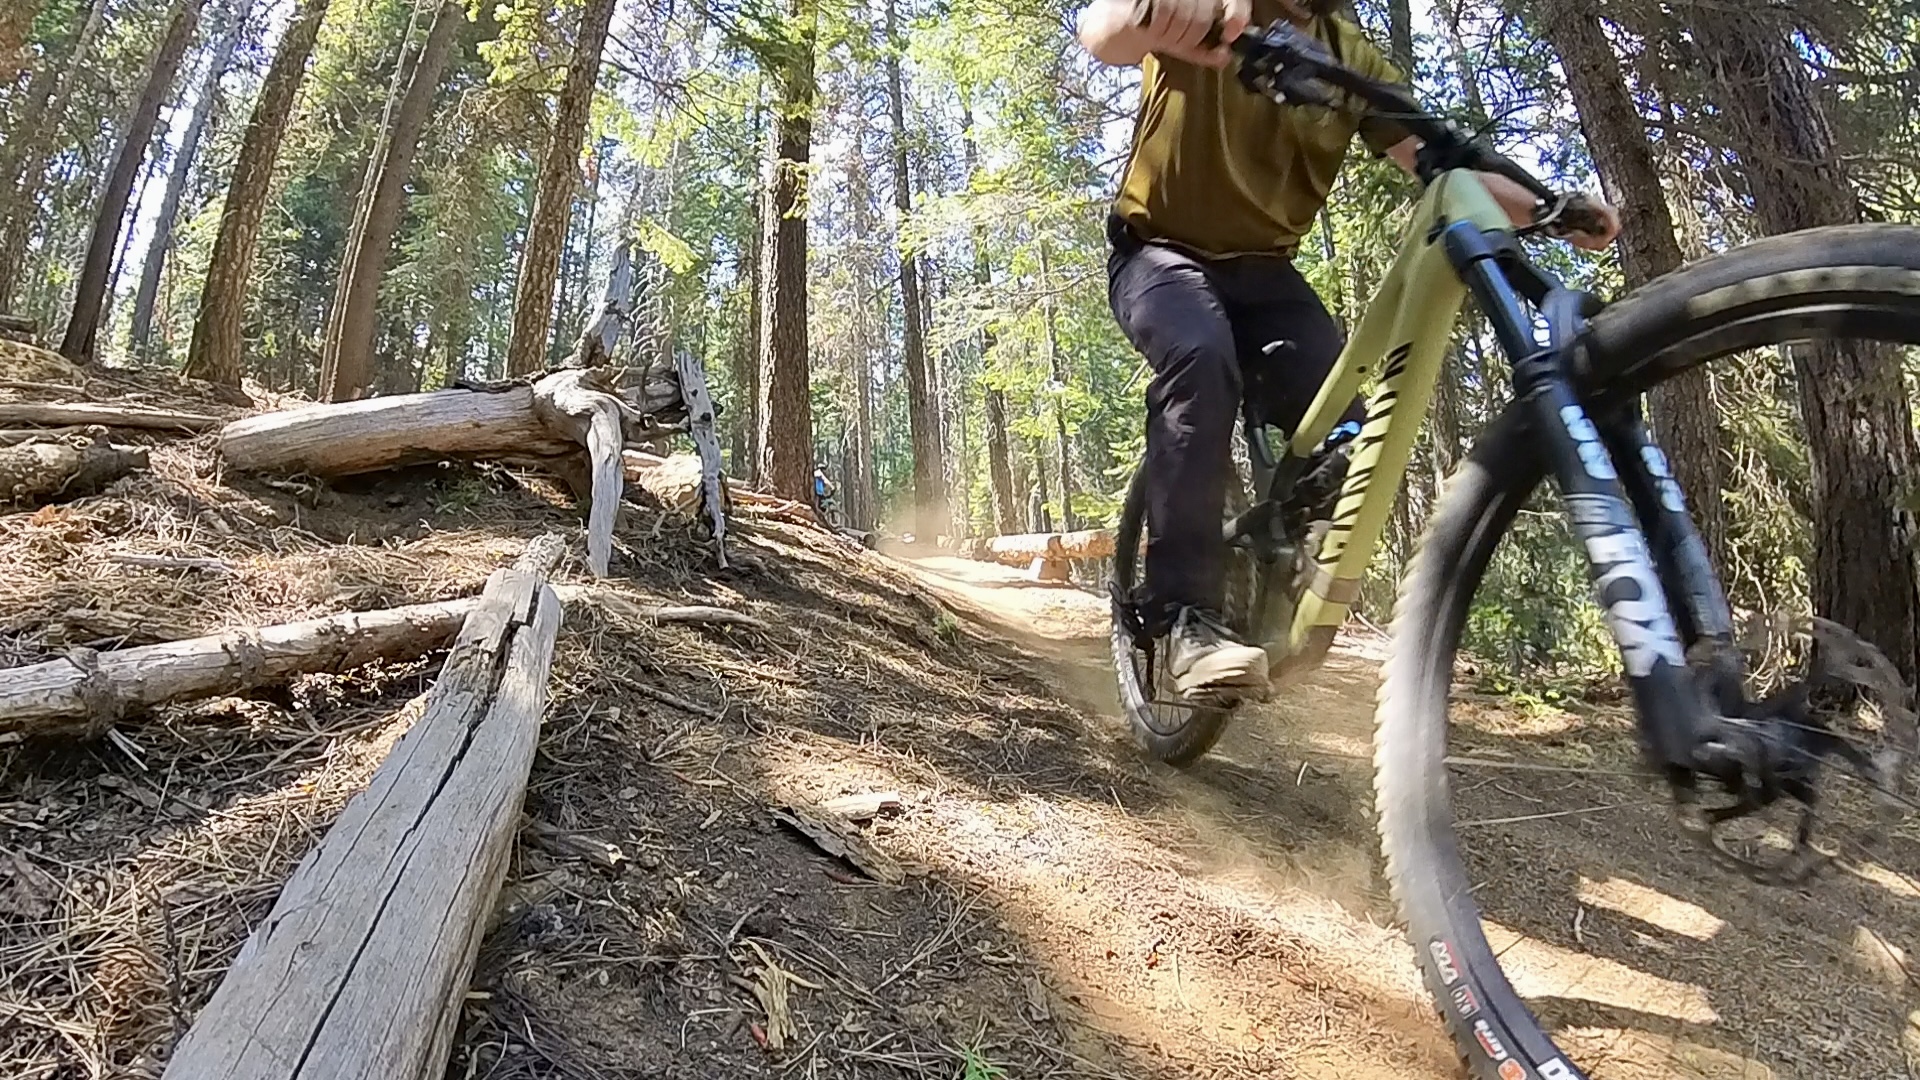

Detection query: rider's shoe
(1164, 606), (1270, 705)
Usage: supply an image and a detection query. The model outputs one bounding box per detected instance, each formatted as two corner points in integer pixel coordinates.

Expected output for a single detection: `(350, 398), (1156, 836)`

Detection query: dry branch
(0, 431), (147, 505)
(0, 598), (475, 738)
(674, 349), (730, 568)
(551, 584), (766, 630)
(0, 401), (219, 431)
(162, 535), (566, 1080)
(530, 368), (626, 577)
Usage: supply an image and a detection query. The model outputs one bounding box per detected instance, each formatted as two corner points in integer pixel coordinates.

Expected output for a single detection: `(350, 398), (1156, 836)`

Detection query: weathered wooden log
(0, 401), (219, 431)
(0, 598), (476, 738)
(0, 431), (147, 505)
(622, 449), (707, 511)
(530, 368), (625, 577)
(674, 348), (730, 568)
(1055, 529), (1116, 559)
(976, 529), (1114, 567)
(220, 387), (577, 476)
(980, 532), (1065, 565)
(161, 535), (565, 1080)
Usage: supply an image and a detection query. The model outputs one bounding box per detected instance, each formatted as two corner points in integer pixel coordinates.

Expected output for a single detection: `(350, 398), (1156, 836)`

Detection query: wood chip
(815, 791), (903, 823)
(772, 806), (904, 884)
(0, 848), (58, 919)
(524, 820), (627, 874)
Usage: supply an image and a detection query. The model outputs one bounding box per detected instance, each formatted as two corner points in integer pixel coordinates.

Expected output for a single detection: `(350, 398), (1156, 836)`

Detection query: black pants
(1107, 216), (1362, 628)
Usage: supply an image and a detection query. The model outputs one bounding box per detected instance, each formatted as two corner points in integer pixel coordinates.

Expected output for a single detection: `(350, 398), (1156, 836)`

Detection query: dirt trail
(890, 553), (1920, 1080)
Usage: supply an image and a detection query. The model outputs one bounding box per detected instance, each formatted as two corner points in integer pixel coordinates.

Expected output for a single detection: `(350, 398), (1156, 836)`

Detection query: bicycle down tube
(1274, 170), (1514, 676)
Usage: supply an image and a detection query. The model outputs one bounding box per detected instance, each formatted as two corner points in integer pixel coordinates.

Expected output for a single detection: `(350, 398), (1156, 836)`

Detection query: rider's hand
(1562, 198), (1622, 252)
(1479, 172), (1622, 251)
(1134, 0), (1249, 69)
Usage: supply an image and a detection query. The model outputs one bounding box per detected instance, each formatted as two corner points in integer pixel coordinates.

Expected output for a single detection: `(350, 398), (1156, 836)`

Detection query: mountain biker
(812, 464), (837, 519)
(1077, 0), (1621, 704)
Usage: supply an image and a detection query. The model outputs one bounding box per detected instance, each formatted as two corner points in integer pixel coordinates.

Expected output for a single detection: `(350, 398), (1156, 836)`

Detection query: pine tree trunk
(1539, 0), (1727, 569)
(740, 125), (764, 483)
(843, 117), (878, 531)
(1384, 0), (1413, 74)
(183, 0), (332, 389)
(131, 0), (254, 360)
(0, 0), (108, 311)
(0, 0), (37, 86)
(755, 0), (817, 503)
(1038, 240), (1074, 532)
(1698, 11), (1920, 680)
(60, 0), (205, 360)
(885, 0), (944, 536)
(317, 0), (464, 401)
(504, 0), (617, 377)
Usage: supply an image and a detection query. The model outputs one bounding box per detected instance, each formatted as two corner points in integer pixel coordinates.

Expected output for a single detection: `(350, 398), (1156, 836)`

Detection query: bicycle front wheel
(1376, 224), (1920, 1079)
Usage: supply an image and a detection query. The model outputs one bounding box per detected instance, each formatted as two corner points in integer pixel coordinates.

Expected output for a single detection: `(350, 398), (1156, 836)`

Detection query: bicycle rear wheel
(1110, 438), (1265, 766)
(1376, 224), (1920, 1079)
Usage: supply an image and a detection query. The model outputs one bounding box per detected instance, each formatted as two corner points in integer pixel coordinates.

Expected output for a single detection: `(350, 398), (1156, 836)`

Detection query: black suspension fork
(1444, 224), (1708, 776)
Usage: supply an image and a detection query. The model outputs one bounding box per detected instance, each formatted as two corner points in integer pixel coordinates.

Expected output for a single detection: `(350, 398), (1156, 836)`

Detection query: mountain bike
(1106, 20), (1920, 1080)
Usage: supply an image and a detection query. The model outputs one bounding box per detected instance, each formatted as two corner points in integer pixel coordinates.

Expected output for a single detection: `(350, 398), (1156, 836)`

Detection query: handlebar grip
(1130, 0), (1225, 48)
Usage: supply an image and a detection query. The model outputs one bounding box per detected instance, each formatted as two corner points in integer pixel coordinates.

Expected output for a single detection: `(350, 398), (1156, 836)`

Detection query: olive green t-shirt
(1114, 9), (1406, 258)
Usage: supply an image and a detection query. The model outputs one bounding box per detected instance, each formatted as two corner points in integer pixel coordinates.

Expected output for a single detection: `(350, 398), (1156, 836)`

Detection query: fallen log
(162, 535), (565, 1080)
(1055, 528), (1117, 559)
(976, 529), (1115, 567)
(220, 386), (577, 475)
(980, 532), (1064, 565)
(623, 449), (707, 511)
(0, 598), (476, 739)
(0, 401), (220, 432)
(0, 431), (148, 506)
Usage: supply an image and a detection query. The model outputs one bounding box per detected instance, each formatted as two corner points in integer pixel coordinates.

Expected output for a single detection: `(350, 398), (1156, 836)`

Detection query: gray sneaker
(1163, 606), (1270, 704)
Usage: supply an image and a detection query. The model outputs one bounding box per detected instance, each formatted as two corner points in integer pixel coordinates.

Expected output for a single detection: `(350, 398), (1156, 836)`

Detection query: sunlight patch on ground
(1844, 858), (1920, 900)
(1483, 919), (1719, 1025)
(1576, 877), (1726, 942)
(1551, 1026), (1777, 1080)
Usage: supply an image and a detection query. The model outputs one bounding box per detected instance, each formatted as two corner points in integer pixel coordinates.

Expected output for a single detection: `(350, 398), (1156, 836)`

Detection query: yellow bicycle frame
(1274, 169), (1514, 675)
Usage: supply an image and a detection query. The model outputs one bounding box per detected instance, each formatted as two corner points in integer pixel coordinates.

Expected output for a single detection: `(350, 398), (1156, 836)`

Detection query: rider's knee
(1155, 336), (1242, 408)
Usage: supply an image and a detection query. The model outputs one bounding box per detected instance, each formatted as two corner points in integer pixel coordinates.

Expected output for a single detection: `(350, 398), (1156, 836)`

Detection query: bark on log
(0, 432), (147, 505)
(530, 368), (626, 577)
(0, 401), (219, 431)
(162, 535), (565, 1080)
(220, 387), (576, 476)
(0, 598), (475, 738)
(976, 529), (1113, 567)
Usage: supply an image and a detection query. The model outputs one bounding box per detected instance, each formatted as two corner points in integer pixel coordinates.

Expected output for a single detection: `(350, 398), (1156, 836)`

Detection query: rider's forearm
(1078, 0), (1152, 66)
(1385, 136), (1534, 229)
